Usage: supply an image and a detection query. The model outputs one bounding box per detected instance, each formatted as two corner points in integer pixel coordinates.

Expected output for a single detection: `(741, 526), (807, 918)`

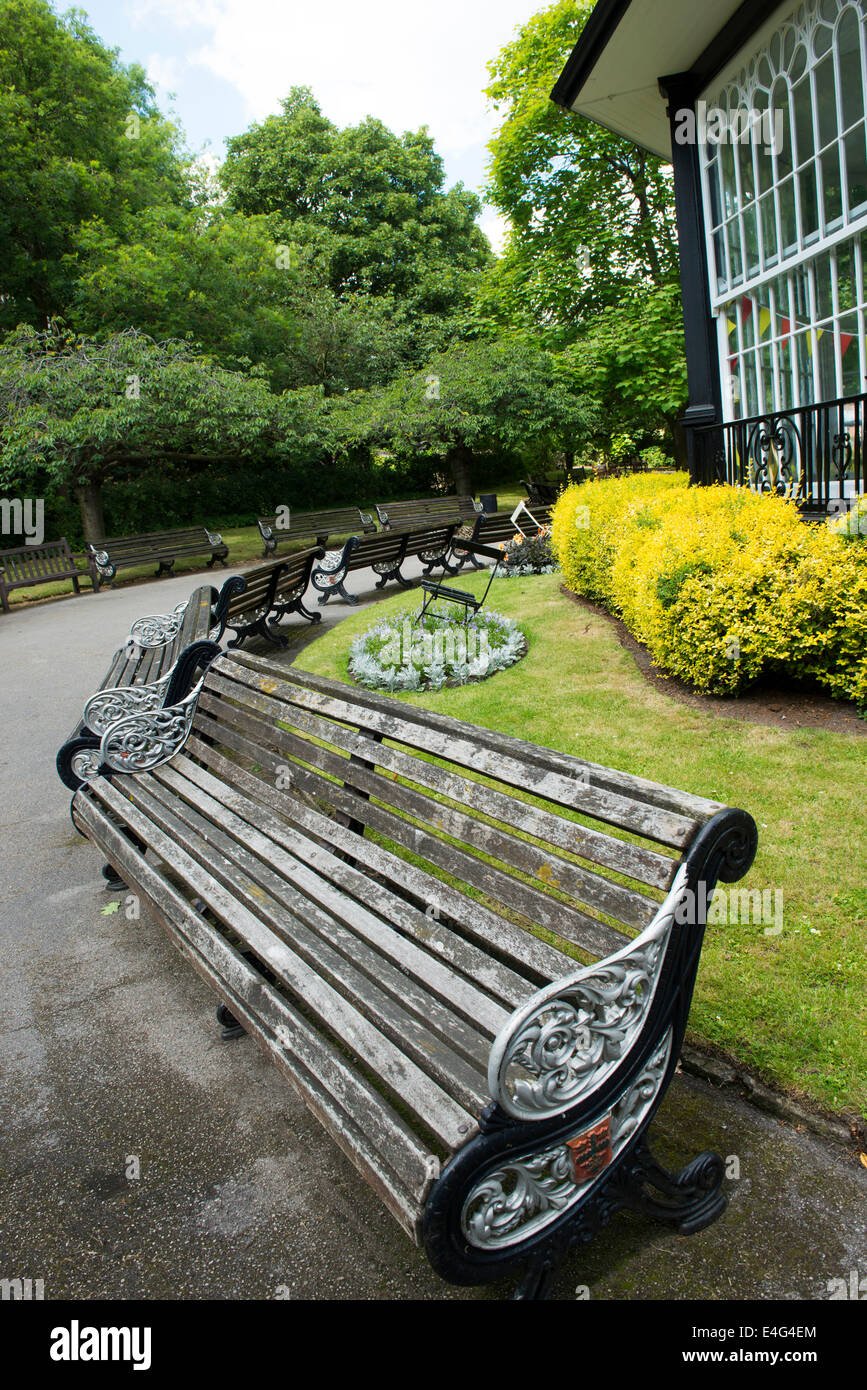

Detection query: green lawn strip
(292, 570), (867, 1121)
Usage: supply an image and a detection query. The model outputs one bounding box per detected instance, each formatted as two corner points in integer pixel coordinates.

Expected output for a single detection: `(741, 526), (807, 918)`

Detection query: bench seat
(69, 651), (758, 1296)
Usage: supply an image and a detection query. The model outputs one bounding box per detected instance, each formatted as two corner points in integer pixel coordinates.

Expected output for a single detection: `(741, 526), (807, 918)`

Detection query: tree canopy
(0, 0), (188, 330)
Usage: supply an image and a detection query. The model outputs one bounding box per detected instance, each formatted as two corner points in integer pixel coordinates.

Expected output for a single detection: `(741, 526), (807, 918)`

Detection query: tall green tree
(484, 0), (679, 337)
(0, 324), (326, 541)
(0, 0), (188, 329)
(220, 88), (493, 342)
(340, 335), (596, 494)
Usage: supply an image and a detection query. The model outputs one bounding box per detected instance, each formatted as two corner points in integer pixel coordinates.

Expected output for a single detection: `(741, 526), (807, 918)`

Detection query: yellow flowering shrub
(551, 475), (867, 709)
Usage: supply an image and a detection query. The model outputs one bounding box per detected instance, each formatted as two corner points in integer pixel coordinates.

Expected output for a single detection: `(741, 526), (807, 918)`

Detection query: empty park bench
(67, 650), (758, 1297)
(257, 508), (377, 558)
(86, 527), (229, 590)
(219, 546), (325, 648)
(56, 578), (246, 791)
(0, 538), (83, 612)
(375, 495), (482, 531)
(311, 523), (459, 605)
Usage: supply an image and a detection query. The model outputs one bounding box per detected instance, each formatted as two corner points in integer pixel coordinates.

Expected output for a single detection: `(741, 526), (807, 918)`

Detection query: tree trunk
(76, 481), (106, 544)
(447, 444), (473, 497)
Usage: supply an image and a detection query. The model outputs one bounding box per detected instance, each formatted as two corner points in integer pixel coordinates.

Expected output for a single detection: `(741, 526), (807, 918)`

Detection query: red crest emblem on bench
(567, 1116), (612, 1184)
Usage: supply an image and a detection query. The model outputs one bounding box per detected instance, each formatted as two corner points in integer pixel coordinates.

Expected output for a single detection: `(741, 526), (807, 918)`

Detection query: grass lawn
(293, 568), (867, 1124)
(3, 490), (529, 608)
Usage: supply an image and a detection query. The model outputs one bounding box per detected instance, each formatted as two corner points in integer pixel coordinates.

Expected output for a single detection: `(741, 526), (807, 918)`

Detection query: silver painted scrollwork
(98, 686), (202, 774)
(83, 672), (173, 737)
(462, 1030), (673, 1250)
(128, 599), (189, 649)
(488, 864), (688, 1121)
(205, 530), (223, 547)
(69, 746), (103, 785)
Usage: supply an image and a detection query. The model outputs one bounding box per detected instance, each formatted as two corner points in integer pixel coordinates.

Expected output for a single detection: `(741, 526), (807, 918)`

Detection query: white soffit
(564, 0), (773, 161)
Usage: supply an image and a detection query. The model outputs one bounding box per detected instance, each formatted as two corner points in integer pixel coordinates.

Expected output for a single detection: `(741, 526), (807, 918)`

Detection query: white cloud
(131, 0), (538, 164)
(478, 208), (510, 255)
(146, 52), (183, 97)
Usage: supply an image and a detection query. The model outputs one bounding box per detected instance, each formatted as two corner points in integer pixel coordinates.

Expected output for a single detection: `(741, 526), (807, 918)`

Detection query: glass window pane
(737, 134), (755, 203)
(815, 54), (838, 148)
(839, 311), (861, 394)
(743, 204), (760, 276)
(741, 296), (756, 349)
(792, 77), (815, 163)
(728, 216), (743, 282)
(800, 164), (820, 237)
(706, 156), (723, 226)
(760, 346), (775, 410)
(773, 79), (793, 177)
(754, 92), (775, 194)
(818, 322), (837, 396)
(713, 230), (727, 292)
(837, 8), (864, 130)
(720, 142), (738, 217)
(822, 146), (844, 225)
(794, 330), (815, 404)
(745, 352), (760, 415)
(837, 241), (858, 311)
(814, 22), (833, 62)
(779, 176), (797, 251)
(778, 336), (794, 410)
(844, 124), (867, 213)
(790, 42), (807, 84)
(759, 193), (777, 265)
(816, 254), (834, 319)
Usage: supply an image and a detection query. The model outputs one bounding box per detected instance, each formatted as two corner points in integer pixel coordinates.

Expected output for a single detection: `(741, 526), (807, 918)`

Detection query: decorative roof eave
(551, 0), (785, 160)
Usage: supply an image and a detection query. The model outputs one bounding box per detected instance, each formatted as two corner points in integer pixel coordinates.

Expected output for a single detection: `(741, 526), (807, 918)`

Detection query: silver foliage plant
(348, 607), (526, 692)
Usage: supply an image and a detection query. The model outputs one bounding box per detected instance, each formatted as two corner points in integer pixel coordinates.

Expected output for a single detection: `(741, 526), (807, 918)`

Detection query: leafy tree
(220, 88), (493, 335)
(565, 285), (689, 465)
(0, 0), (188, 329)
(340, 335), (596, 494)
(0, 324), (326, 540)
(484, 0), (679, 336)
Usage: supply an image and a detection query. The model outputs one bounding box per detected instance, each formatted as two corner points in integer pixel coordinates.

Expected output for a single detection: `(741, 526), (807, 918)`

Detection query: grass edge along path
(292, 570), (867, 1126)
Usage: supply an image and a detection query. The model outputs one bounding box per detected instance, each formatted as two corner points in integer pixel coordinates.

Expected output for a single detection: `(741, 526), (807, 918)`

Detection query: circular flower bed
(348, 605), (526, 692)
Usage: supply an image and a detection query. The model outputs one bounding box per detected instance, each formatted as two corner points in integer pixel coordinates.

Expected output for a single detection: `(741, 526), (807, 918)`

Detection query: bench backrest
(0, 539), (79, 594)
(376, 496), (480, 530)
(88, 528), (218, 562)
(186, 653), (728, 971)
(258, 509), (376, 543)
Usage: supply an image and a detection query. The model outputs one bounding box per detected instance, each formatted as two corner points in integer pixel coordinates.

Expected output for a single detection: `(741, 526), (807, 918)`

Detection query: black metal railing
(693, 394), (867, 516)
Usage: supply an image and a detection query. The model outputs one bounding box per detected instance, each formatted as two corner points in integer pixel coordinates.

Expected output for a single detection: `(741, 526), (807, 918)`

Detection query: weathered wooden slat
(87, 777), (478, 1151)
(211, 656), (704, 849)
(120, 774), (492, 1111)
(229, 653), (725, 828)
(143, 765), (512, 1039)
(72, 793), (435, 1238)
(181, 732), (567, 990)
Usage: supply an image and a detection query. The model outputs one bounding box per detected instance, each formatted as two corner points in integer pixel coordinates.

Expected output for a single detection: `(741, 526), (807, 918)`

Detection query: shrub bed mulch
(561, 585), (867, 738)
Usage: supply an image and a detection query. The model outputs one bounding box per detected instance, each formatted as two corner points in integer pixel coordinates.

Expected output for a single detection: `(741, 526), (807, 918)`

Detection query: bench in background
(0, 538), (83, 613)
(86, 527), (229, 590)
(257, 508), (377, 558)
(311, 524), (460, 605)
(375, 495), (482, 531)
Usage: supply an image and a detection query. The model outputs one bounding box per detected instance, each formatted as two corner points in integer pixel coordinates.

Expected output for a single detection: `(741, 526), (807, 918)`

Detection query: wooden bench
(56, 579), (246, 791)
(86, 527), (229, 590)
(67, 650), (758, 1298)
(257, 508), (377, 558)
(219, 547), (325, 648)
(0, 538), (83, 612)
(375, 495), (482, 531)
(311, 524), (459, 606)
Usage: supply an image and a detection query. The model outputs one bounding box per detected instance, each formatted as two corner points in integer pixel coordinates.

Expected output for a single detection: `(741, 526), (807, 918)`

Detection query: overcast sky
(72, 0), (549, 252)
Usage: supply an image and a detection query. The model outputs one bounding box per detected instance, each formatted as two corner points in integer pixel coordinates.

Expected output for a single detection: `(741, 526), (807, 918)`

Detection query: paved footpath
(1, 561), (865, 1302)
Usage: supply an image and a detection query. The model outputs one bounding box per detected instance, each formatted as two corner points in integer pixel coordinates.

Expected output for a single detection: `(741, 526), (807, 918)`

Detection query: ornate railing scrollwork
(462, 1030), (673, 1250)
(745, 414), (804, 498)
(487, 865), (688, 1122)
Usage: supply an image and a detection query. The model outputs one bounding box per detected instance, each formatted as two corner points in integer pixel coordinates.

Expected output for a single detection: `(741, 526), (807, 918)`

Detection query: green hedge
(551, 475), (867, 711)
